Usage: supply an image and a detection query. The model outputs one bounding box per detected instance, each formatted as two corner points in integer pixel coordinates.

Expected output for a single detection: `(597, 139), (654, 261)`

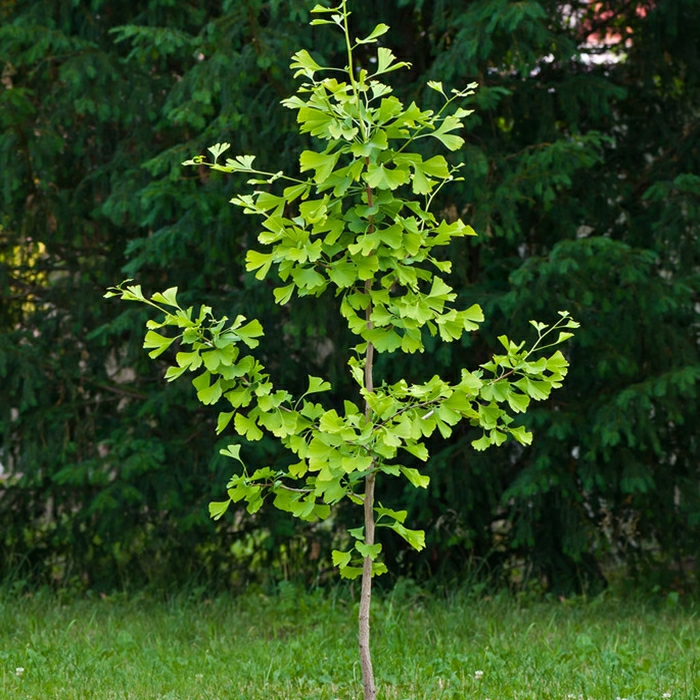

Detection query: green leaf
(332, 550), (352, 568)
(208, 500), (231, 520)
(372, 562), (388, 577)
(307, 376), (332, 395)
(401, 440), (430, 461)
(462, 303), (484, 322)
(431, 131), (463, 150)
(143, 330), (175, 359)
(422, 155), (450, 178)
(300, 150), (340, 183)
(356, 542), (382, 559)
(207, 143), (230, 163)
(339, 565), (364, 580)
(365, 327), (402, 352)
(236, 319), (264, 348)
(390, 521), (426, 551)
(164, 365), (188, 381)
(376, 506), (407, 523)
(216, 411), (235, 435)
(246, 250), (274, 280)
(376, 47), (409, 74)
(300, 400), (325, 420)
(246, 491), (264, 514)
(219, 444), (244, 463)
(427, 80), (445, 96)
(348, 526), (364, 540)
(428, 115), (465, 151)
(410, 165), (433, 195)
(515, 377), (551, 401)
(328, 261), (357, 288)
(151, 287), (179, 307)
(224, 154), (257, 172)
(234, 413), (263, 441)
(477, 402), (502, 429)
(356, 23), (389, 44)
(507, 392), (530, 413)
(400, 466), (430, 488)
(378, 223), (403, 249)
(492, 429), (507, 446)
(291, 266), (326, 292)
(197, 376), (223, 405)
(546, 351), (570, 372)
(472, 433), (491, 451)
(175, 350), (202, 372)
(365, 163), (407, 190)
(290, 49), (324, 77)
(341, 455), (373, 473)
(458, 370), (483, 394)
(273, 284), (295, 305)
(283, 182), (311, 202)
(510, 425), (533, 446)
(201, 345), (235, 372)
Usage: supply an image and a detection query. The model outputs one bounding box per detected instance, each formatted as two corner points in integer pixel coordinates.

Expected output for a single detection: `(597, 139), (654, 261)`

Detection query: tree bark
(359, 471), (377, 700)
(359, 272), (377, 700)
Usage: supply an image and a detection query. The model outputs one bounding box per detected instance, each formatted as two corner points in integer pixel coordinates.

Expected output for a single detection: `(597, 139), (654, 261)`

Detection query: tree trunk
(360, 276), (377, 700)
(359, 471), (377, 700)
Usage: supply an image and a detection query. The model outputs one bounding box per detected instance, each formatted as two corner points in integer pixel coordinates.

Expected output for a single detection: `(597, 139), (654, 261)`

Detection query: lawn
(1, 583), (696, 699)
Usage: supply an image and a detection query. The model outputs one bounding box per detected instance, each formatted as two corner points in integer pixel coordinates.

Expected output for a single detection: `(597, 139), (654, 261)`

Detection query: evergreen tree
(383, 0), (700, 592)
(1, 0), (698, 592)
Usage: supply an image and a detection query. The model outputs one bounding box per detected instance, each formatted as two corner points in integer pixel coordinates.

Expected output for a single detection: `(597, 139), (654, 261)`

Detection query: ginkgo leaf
(364, 163), (408, 190)
(376, 47), (410, 74)
(208, 500), (231, 520)
(427, 80), (445, 96)
(306, 376), (332, 395)
(299, 150), (340, 182)
(207, 142), (230, 163)
(289, 49), (324, 77)
(151, 287), (179, 307)
(400, 466), (430, 488)
(355, 23), (389, 44)
(471, 433), (491, 451)
(143, 330), (175, 359)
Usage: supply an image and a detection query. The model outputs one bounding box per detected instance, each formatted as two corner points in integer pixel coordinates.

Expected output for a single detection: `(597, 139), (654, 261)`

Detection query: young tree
(108, 2), (577, 694)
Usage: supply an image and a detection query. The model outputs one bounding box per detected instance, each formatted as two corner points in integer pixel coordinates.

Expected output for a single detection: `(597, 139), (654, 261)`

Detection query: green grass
(1, 584), (697, 699)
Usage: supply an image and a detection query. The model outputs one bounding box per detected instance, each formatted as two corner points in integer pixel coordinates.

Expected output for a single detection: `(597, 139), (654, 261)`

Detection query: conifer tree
(2, 0), (699, 592)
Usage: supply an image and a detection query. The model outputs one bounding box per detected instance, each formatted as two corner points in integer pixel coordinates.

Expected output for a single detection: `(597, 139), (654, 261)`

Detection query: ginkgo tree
(107, 2), (577, 697)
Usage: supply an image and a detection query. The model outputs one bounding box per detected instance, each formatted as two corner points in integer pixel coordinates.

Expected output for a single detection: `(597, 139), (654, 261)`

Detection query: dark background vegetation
(1, 0), (698, 596)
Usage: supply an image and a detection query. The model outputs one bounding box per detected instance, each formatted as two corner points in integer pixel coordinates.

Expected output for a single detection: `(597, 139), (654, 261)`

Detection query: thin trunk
(359, 470), (376, 700)
(359, 274), (377, 700)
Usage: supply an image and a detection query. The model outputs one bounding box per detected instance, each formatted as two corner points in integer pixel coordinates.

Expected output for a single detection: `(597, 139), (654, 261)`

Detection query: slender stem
(341, 0), (369, 142)
(359, 270), (377, 700)
(359, 470), (376, 700)
(363, 172), (375, 399)
(341, 2), (376, 689)
(359, 165), (377, 699)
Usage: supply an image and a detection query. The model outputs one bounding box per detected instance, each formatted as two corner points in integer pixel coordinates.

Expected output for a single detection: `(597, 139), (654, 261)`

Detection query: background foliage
(1, 0), (698, 594)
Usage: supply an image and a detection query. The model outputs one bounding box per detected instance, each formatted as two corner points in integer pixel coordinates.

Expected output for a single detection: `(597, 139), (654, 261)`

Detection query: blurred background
(1, 0), (698, 597)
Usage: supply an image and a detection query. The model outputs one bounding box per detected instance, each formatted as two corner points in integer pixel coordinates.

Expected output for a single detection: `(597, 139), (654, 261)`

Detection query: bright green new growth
(107, 2), (576, 697)
(107, 0), (577, 580)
